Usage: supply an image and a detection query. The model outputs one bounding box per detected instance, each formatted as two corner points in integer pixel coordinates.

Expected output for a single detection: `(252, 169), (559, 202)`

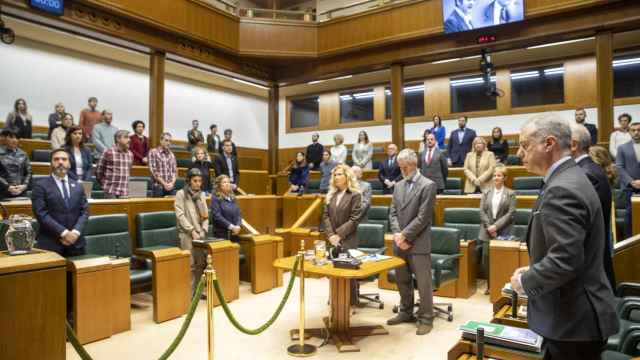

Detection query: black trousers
(544, 339), (605, 360)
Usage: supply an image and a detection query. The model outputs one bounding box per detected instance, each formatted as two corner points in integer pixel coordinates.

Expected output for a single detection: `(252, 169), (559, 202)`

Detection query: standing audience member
(207, 124), (221, 155)
(352, 165), (371, 218)
(129, 120), (149, 165)
(615, 121), (640, 240)
(148, 133), (178, 197)
(431, 115), (446, 150)
(48, 102), (66, 139)
(330, 134), (348, 164)
(92, 110), (118, 155)
(174, 168), (209, 296)
(95, 130), (133, 199)
(0, 129), (31, 199)
(510, 114), (618, 359)
(447, 116), (477, 167)
(189, 146), (213, 193)
(305, 133), (324, 170)
(319, 150), (337, 194)
(64, 126), (93, 181)
(187, 120), (204, 151)
(571, 124), (615, 291)
(288, 152), (309, 194)
(210, 175), (242, 239)
(379, 144), (402, 194)
(463, 137), (496, 194)
(79, 97), (101, 142)
(609, 113), (632, 159)
(214, 140), (240, 189)
(352, 130), (374, 169)
(322, 164), (363, 304)
(418, 128), (431, 154)
(419, 133), (448, 194)
(221, 129), (237, 156)
(488, 126), (509, 163)
(51, 113), (73, 150)
(575, 108), (598, 145)
(478, 165), (516, 294)
(387, 149), (437, 335)
(5, 98), (32, 139)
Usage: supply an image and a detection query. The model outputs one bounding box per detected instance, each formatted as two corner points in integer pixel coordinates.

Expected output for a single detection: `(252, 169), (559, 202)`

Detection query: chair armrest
(433, 254), (462, 289)
(617, 297), (640, 321)
(617, 282), (640, 298)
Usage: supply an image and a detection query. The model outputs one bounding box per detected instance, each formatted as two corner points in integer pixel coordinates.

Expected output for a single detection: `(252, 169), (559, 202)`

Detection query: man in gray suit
(510, 114), (618, 359)
(387, 149), (437, 335)
(418, 133), (448, 194)
(615, 121), (640, 239)
(352, 166), (371, 220)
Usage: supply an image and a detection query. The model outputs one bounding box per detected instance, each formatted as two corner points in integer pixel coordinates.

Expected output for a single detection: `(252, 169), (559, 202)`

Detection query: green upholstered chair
(511, 209), (532, 241)
(614, 189), (626, 240)
(31, 133), (48, 140)
(90, 191), (105, 199)
(135, 211), (179, 250)
(176, 158), (192, 168)
(365, 206), (390, 232)
(305, 180), (321, 194)
(32, 149), (51, 162)
(83, 214), (152, 293)
(443, 177), (463, 195)
(505, 155), (522, 166)
(368, 179), (384, 195)
(356, 223), (386, 309)
(174, 178), (186, 191)
(387, 227), (461, 321)
(443, 208), (481, 242)
(512, 176), (544, 196)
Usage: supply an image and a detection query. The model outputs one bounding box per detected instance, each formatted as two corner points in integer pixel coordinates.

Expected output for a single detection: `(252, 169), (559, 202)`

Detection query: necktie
(500, 7), (509, 24)
(61, 179), (70, 208)
(427, 149), (433, 165)
(388, 158), (393, 168)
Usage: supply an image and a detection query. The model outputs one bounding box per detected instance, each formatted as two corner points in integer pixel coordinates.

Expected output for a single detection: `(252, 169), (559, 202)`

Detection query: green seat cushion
(600, 350), (632, 360)
(512, 176), (544, 190)
(446, 177), (462, 191)
(32, 149), (51, 162)
(177, 158), (192, 168)
(443, 189), (463, 195)
(130, 268), (153, 287)
(357, 223), (385, 249)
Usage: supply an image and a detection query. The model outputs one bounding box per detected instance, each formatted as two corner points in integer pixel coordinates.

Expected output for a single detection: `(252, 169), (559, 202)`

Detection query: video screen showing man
(443, 0), (524, 34)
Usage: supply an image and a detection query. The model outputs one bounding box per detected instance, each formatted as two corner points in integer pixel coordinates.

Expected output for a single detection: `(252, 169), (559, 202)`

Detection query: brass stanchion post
(287, 240), (316, 357)
(205, 255), (216, 360)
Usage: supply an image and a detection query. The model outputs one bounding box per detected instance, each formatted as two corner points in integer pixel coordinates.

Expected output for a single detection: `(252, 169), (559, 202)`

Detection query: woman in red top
(129, 120), (149, 165)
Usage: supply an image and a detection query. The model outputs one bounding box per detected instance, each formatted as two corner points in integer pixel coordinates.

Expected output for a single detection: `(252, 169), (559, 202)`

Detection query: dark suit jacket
(616, 141), (640, 189)
(478, 187), (516, 241)
(31, 175), (89, 254)
(447, 128), (477, 166)
(218, 141), (238, 156)
(521, 159), (618, 341)
(209, 195), (241, 239)
(306, 142), (324, 170)
(321, 190), (363, 249)
(577, 156), (615, 290)
(378, 156), (402, 193)
(48, 113), (63, 139)
(213, 153), (240, 184)
(207, 134), (221, 154)
(418, 147), (448, 190)
(65, 146), (93, 181)
(443, 10), (471, 34)
(585, 123), (598, 145)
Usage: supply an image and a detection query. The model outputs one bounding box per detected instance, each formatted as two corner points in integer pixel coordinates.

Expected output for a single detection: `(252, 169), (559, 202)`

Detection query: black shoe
(387, 313), (416, 325)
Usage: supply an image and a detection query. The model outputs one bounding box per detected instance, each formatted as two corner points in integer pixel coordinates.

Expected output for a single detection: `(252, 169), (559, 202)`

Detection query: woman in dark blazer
(321, 164), (363, 304)
(64, 125), (93, 181)
(478, 165), (516, 294)
(288, 151), (309, 194)
(189, 145), (213, 193)
(487, 126), (510, 163)
(210, 174), (242, 239)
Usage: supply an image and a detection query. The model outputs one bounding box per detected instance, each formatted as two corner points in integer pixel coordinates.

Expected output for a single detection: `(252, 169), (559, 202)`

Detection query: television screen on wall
(442, 0), (524, 34)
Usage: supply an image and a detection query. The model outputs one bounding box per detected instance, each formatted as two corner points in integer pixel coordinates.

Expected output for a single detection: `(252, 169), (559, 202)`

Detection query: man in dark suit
(214, 139), (240, 189)
(575, 108), (598, 145)
(207, 124), (221, 154)
(388, 149), (437, 335)
(219, 129), (238, 156)
(418, 133), (448, 194)
(378, 143), (402, 194)
(305, 133), (324, 170)
(616, 122), (640, 239)
(482, 0), (519, 26)
(32, 148), (89, 257)
(571, 123), (615, 291)
(511, 114), (618, 359)
(443, 0), (475, 33)
(447, 116), (477, 167)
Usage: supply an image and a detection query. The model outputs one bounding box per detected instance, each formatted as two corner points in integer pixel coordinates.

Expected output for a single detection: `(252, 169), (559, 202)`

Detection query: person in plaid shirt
(148, 132), (178, 197)
(96, 130), (133, 198)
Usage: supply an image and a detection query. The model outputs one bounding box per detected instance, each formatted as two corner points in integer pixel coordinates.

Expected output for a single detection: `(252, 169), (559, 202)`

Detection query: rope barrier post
(287, 240), (317, 357)
(205, 255), (216, 360)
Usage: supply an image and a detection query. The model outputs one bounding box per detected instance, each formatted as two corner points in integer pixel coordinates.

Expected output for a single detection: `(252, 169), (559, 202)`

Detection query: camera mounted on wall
(480, 48), (502, 98)
(0, 17), (16, 45)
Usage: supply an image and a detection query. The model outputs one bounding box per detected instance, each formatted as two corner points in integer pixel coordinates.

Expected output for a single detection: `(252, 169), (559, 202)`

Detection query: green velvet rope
(66, 275), (206, 360)
(212, 256), (300, 335)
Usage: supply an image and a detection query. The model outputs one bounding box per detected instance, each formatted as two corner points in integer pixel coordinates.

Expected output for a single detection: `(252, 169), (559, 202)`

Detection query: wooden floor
(66, 276), (494, 360)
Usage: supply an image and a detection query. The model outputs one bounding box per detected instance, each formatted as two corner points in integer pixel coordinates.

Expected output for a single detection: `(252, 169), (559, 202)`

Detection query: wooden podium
(489, 240), (529, 303)
(194, 240), (240, 306)
(0, 250), (66, 360)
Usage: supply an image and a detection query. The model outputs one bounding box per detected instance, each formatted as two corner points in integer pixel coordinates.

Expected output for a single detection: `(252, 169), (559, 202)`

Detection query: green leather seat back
(368, 179), (384, 195)
(136, 211), (178, 249)
(306, 180), (320, 194)
(512, 176), (543, 196)
(32, 133), (48, 140)
(445, 177), (462, 194)
(614, 189), (626, 237)
(356, 223), (385, 253)
(176, 158), (192, 168)
(431, 227), (461, 273)
(365, 206), (389, 232)
(32, 149), (51, 162)
(174, 178), (186, 191)
(512, 208), (532, 240)
(505, 155), (522, 166)
(84, 214), (132, 258)
(443, 208), (481, 241)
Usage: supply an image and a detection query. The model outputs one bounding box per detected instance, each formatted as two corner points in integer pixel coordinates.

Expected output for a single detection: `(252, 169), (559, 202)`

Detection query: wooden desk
(633, 197), (640, 237)
(67, 256), (131, 343)
(194, 240), (240, 306)
(613, 235), (640, 285)
(274, 255), (405, 353)
(0, 250), (66, 360)
(238, 234), (284, 293)
(135, 247), (191, 323)
(489, 241), (529, 303)
(448, 339), (543, 360)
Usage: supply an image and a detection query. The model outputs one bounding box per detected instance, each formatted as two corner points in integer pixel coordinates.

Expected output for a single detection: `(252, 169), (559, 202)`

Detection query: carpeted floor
(67, 275), (492, 360)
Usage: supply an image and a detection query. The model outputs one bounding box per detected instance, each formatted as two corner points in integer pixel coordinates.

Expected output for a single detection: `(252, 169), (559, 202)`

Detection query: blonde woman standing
(175, 168), (209, 296)
(330, 134), (348, 164)
(352, 130), (373, 169)
(463, 137), (496, 193)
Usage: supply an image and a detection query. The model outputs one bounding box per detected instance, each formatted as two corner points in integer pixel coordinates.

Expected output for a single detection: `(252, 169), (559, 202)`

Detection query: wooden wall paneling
(374, 86), (386, 122)
(269, 85), (279, 174)
(390, 64), (405, 148)
(564, 57), (597, 108)
(236, 195), (282, 233)
(425, 77), (450, 119)
(239, 20), (317, 57)
(320, 92), (340, 129)
(496, 68), (511, 113)
(596, 32), (615, 143)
